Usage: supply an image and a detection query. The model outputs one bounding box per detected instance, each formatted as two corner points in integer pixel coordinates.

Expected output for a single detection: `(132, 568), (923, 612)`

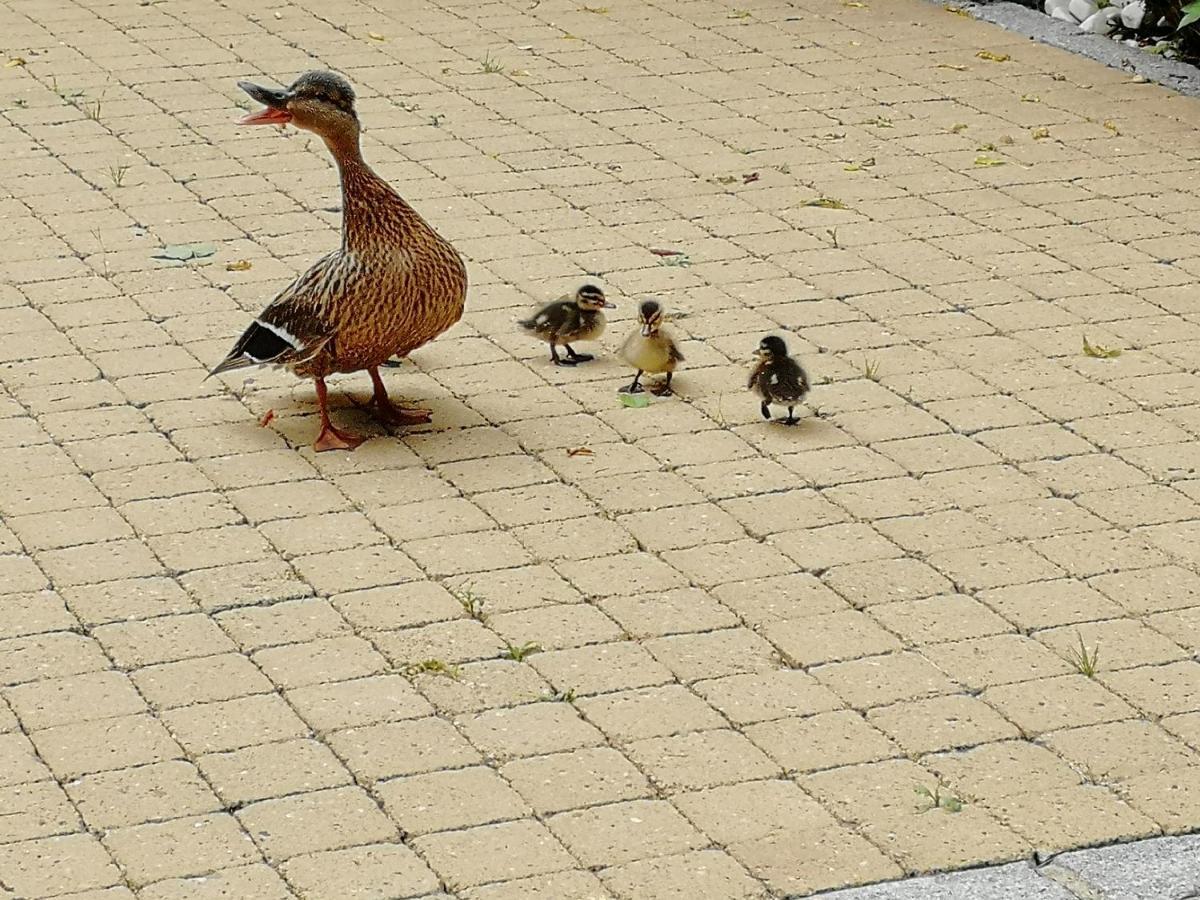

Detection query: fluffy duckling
(519, 284), (615, 366)
(749, 335), (809, 425)
(619, 300), (683, 396)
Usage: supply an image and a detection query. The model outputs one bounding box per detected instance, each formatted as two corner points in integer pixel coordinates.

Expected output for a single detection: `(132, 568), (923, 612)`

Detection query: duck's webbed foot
(368, 367), (433, 426)
(650, 373), (673, 396)
(564, 344), (593, 363)
(313, 376), (366, 452)
(551, 344), (577, 366)
(778, 406), (799, 426)
(314, 423), (366, 452)
(619, 371), (644, 394)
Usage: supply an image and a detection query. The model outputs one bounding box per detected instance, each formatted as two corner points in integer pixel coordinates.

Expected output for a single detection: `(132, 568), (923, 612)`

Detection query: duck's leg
(760, 401), (771, 421)
(619, 371), (644, 394)
(551, 342), (576, 366)
(564, 343), (593, 363)
(313, 377), (365, 452)
(781, 405), (799, 426)
(650, 372), (673, 397)
(368, 367), (432, 426)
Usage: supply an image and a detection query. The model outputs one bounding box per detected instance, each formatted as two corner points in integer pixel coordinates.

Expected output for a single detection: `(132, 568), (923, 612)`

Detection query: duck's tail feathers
(517, 317), (536, 331)
(206, 319), (298, 380)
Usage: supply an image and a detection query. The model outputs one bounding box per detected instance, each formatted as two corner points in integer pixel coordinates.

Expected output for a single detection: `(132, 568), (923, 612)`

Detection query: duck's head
(237, 70), (358, 139)
(757, 335), (789, 361)
(575, 284), (615, 311)
(638, 299), (664, 337)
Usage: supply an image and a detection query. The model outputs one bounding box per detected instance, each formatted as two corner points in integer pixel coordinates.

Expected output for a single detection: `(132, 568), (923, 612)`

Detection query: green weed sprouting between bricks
(106, 164), (130, 187)
(914, 783), (964, 813)
(479, 53), (505, 74)
(403, 659), (461, 679)
(543, 687), (576, 702)
(452, 585), (488, 623)
(1066, 634), (1100, 677)
(502, 640), (541, 662)
(861, 358), (882, 381)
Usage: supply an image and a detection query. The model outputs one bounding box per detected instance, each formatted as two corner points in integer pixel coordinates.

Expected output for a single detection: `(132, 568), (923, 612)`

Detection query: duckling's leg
(619, 371), (644, 394)
(650, 372), (673, 397)
(367, 367), (433, 426)
(782, 406), (799, 426)
(760, 401), (771, 421)
(550, 343), (575, 366)
(313, 377), (365, 452)
(564, 344), (593, 363)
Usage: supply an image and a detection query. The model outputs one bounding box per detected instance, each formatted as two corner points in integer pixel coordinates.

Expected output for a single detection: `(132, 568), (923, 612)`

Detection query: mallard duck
(518, 284), (615, 366)
(207, 70), (467, 452)
(749, 335), (809, 425)
(618, 299), (683, 396)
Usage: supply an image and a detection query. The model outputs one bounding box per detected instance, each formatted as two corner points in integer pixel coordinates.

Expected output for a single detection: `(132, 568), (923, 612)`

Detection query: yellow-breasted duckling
(208, 70), (467, 452)
(749, 335), (810, 425)
(619, 299), (683, 396)
(519, 284), (615, 366)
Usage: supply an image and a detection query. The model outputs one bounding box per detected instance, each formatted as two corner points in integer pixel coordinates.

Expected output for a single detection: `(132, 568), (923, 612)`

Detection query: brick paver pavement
(3, 0), (1200, 897)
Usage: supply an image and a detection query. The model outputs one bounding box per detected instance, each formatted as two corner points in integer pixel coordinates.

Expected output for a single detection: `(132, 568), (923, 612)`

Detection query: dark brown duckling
(749, 335), (809, 425)
(519, 283), (615, 366)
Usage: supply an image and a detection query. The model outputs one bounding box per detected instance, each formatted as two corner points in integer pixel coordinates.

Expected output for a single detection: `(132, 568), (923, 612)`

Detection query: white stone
(1078, 8), (1117, 32)
(1068, 0), (1100, 20)
(1050, 6), (1078, 21)
(1121, 0), (1145, 29)
(1044, 0), (1072, 14)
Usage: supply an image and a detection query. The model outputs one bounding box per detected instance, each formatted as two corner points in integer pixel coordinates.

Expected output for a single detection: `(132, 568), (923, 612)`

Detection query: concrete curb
(936, 0), (1200, 98)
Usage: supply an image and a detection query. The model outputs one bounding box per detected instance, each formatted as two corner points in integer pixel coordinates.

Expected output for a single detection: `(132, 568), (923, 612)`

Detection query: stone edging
(937, 0), (1200, 98)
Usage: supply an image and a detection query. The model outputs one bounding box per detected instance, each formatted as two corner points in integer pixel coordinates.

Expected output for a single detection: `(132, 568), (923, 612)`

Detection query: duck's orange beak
(237, 80), (292, 126)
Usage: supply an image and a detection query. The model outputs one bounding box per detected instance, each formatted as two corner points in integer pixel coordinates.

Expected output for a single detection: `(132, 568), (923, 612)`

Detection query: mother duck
(209, 70), (467, 451)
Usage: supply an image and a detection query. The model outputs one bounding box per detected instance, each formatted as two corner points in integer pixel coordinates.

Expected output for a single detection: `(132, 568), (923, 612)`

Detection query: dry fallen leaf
(1103, 119), (1120, 135)
(367, 31), (386, 41)
(567, 446), (594, 457)
(581, 4), (609, 12)
(5, 57), (26, 68)
(948, 123), (968, 133)
(842, 0), (867, 6)
(715, 175), (737, 185)
(1032, 126), (1051, 140)
(973, 155), (1005, 167)
(1021, 93), (1040, 103)
(803, 197), (847, 209)
(258, 409), (276, 427)
(1083, 335), (1121, 359)
(935, 63), (968, 71)
(742, 172), (760, 184)
(225, 259), (252, 271)
(976, 50), (1010, 62)
(945, 4), (970, 14)
(650, 248), (684, 257)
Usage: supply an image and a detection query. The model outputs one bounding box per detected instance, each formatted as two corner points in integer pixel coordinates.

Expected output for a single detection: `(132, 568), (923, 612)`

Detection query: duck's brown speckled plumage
(209, 71), (466, 450)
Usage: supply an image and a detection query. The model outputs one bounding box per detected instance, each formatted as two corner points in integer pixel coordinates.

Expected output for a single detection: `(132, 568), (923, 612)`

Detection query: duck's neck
(324, 130), (420, 252)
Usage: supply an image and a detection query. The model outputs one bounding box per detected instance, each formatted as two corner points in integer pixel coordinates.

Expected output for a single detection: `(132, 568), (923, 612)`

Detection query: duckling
(519, 284), (615, 366)
(207, 70), (467, 452)
(619, 299), (683, 396)
(749, 335), (810, 425)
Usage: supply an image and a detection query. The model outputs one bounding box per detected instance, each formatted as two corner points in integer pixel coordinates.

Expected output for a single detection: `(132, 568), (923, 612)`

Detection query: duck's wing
(519, 299), (578, 338)
(770, 359), (810, 402)
(208, 251), (346, 378)
(667, 335), (684, 365)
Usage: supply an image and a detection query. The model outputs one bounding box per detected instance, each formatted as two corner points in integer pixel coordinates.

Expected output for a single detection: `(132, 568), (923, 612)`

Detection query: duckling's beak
(602, 301), (616, 309)
(237, 81), (292, 125)
(640, 322), (653, 337)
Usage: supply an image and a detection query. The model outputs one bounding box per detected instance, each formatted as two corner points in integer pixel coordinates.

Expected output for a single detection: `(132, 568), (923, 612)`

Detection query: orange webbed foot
(313, 424), (366, 452)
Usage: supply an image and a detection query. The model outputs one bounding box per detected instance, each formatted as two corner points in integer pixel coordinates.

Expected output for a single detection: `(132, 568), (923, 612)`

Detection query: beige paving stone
(746, 710), (900, 774)
(458, 701), (605, 760)
(137, 865), (293, 900)
(133, 652), (274, 708)
(0, 780), (80, 845)
(765, 610), (901, 668)
(199, 738), (352, 805)
(328, 716), (481, 781)
(285, 674), (432, 733)
(378, 765), (529, 835)
(67, 760), (220, 830)
(236, 785), (398, 862)
(161, 693), (309, 754)
(502, 746), (652, 814)
(4, 670), (146, 730)
(727, 824), (903, 896)
(0, 833), (121, 898)
(548, 798), (707, 869)
(281, 843), (440, 899)
(600, 849), (767, 900)
(461, 870), (614, 900)
(414, 818), (576, 888)
(32, 713), (182, 779)
(103, 813), (260, 887)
